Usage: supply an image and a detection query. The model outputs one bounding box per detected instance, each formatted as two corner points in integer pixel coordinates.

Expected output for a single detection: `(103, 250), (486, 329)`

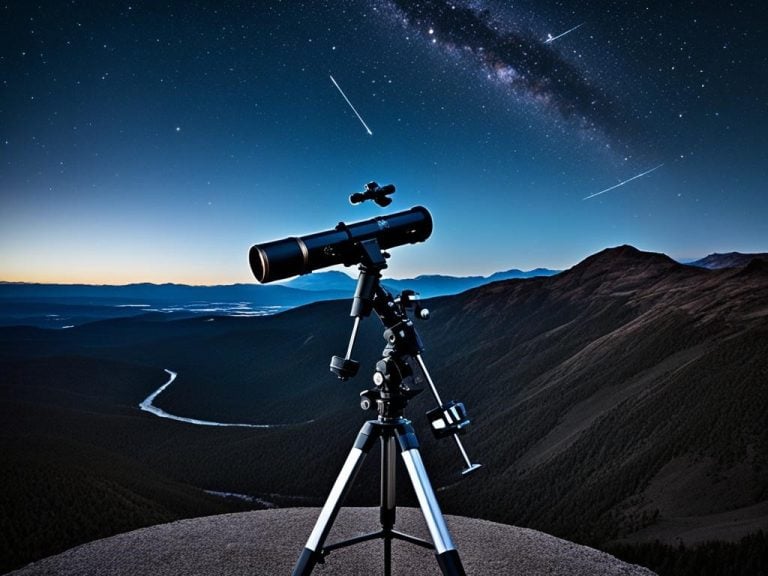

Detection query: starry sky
(2, 0), (766, 284)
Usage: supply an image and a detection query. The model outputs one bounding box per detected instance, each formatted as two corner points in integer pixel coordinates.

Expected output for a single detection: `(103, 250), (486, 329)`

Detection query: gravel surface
(8, 507), (657, 575)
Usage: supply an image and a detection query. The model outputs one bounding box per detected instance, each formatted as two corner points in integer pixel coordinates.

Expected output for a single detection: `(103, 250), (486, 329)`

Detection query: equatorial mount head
(350, 181), (396, 207)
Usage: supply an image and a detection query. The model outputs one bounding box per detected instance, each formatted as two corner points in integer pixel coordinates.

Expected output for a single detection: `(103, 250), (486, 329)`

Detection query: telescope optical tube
(249, 206), (432, 283)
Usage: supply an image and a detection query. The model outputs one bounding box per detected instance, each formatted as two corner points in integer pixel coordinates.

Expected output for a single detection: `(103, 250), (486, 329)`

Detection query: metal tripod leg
(382, 433), (397, 576)
(396, 424), (467, 576)
(292, 421), (378, 576)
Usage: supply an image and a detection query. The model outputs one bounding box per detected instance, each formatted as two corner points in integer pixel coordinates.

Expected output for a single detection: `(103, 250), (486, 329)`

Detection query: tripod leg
(381, 433), (397, 576)
(397, 426), (467, 576)
(292, 421), (379, 576)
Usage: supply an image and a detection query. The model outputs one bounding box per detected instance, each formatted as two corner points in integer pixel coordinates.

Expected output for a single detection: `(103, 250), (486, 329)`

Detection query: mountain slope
(418, 245), (768, 546)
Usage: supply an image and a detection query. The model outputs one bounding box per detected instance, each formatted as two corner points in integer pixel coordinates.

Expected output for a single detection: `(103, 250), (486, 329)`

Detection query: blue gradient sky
(2, 1), (766, 284)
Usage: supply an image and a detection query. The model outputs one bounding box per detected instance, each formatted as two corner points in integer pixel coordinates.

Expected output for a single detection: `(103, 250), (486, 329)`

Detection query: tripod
(292, 241), (480, 576)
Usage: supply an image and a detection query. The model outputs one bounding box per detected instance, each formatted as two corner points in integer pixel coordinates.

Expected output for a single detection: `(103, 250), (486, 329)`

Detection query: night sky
(2, 1), (766, 284)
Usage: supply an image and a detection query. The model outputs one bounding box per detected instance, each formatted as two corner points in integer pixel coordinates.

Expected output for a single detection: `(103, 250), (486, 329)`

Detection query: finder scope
(249, 206), (432, 283)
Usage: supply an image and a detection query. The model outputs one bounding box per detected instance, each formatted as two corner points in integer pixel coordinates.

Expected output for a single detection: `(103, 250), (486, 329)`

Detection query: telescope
(248, 184), (479, 576)
(249, 206), (432, 283)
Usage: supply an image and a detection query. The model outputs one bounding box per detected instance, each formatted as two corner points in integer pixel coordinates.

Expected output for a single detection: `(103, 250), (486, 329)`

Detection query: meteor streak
(329, 74), (373, 135)
(584, 164), (664, 200)
(545, 23), (585, 44)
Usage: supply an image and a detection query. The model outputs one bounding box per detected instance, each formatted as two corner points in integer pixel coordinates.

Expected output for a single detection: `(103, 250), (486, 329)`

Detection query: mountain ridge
(689, 251), (768, 269)
(423, 245), (767, 550)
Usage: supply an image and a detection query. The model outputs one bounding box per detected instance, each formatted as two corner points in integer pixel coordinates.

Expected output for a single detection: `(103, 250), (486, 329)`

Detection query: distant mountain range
(0, 267), (561, 302)
(1, 244), (766, 574)
(0, 267), (559, 327)
(2, 250), (766, 329)
(687, 251), (768, 269)
(283, 267), (561, 297)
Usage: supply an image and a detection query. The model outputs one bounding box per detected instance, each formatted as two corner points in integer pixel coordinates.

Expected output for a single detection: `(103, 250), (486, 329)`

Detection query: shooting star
(583, 164), (664, 200)
(329, 74), (373, 136)
(544, 22), (585, 44)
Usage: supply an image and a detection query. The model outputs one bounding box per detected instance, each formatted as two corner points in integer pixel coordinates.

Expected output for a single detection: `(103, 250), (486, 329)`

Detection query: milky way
(384, 1), (617, 137)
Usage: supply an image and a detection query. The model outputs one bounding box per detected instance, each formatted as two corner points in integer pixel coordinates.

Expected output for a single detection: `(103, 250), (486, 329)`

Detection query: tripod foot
(292, 547), (322, 576)
(436, 549), (467, 576)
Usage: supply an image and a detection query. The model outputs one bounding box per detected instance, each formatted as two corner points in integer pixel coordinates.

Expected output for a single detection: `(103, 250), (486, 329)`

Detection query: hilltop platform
(9, 507), (656, 575)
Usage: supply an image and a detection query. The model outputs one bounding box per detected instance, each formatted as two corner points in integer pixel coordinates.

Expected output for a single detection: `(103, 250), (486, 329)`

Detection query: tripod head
(331, 240), (481, 476)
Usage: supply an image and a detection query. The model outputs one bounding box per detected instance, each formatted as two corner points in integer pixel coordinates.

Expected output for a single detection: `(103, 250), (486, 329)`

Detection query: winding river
(139, 369), (307, 428)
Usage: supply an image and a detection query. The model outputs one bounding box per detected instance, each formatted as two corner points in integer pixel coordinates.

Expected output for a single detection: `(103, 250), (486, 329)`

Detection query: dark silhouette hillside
(418, 246), (767, 543)
(1, 245), (766, 574)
